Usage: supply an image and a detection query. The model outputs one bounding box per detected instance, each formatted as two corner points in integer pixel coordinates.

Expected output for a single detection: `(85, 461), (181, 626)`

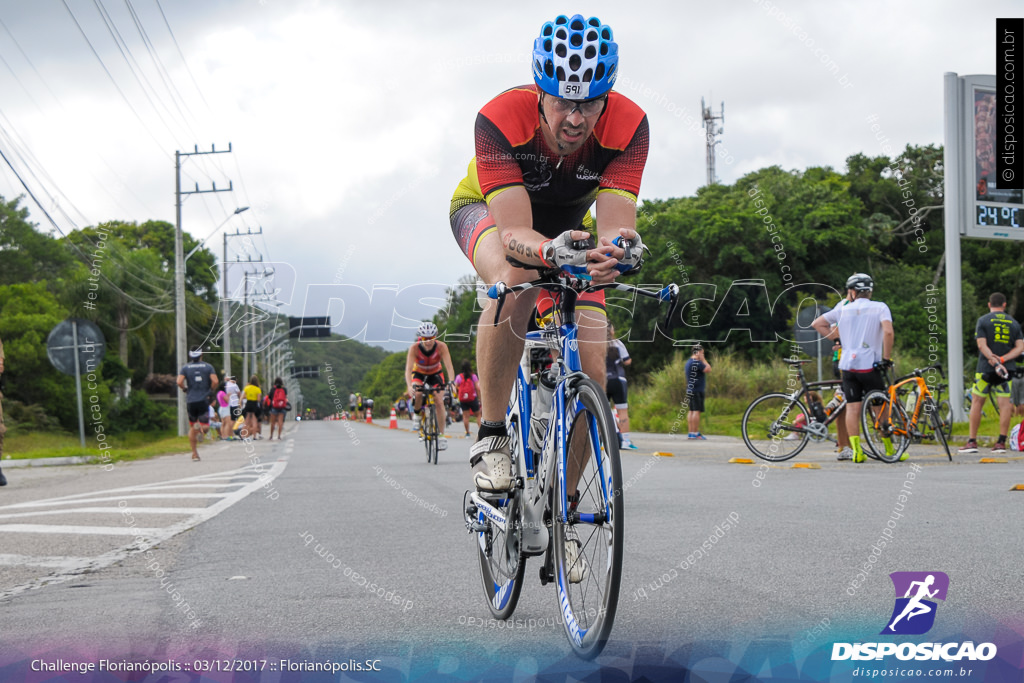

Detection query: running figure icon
(881, 571), (949, 635)
(888, 575), (938, 631)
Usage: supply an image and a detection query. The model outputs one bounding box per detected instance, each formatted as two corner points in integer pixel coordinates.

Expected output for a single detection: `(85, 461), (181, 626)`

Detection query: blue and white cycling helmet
(532, 14), (618, 100)
(418, 321), (438, 339)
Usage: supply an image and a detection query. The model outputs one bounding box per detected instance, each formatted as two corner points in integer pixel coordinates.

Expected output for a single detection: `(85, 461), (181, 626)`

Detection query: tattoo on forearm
(506, 238), (533, 259)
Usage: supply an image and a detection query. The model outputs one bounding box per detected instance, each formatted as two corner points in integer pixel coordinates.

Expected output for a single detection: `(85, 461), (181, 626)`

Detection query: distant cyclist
(176, 349), (219, 461)
(449, 13), (648, 493)
(960, 292), (1024, 454)
(812, 273), (894, 463)
(405, 322), (455, 451)
(455, 360), (481, 438)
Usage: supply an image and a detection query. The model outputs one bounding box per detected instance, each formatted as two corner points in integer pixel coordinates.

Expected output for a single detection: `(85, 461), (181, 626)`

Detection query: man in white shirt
(224, 376), (242, 423)
(812, 273), (894, 463)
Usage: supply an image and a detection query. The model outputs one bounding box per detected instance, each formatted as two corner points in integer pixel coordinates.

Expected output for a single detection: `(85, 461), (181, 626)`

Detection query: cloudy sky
(0, 0), (1015, 347)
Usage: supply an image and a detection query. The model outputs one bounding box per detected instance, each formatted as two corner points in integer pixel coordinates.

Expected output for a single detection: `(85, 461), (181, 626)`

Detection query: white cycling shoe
(469, 435), (513, 491)
(438, 438), (448, 451)
(563, 528), (589, 584)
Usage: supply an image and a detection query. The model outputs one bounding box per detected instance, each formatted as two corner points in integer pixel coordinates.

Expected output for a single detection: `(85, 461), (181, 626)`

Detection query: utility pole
(222, 227), (263, 378)
(701, 97), (725, 186)
(175, 143), (233, 436)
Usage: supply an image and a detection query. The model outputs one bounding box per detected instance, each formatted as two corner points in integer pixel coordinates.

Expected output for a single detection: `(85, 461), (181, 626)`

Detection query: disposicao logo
(881, 571), (949, 635)
(832, 571), (997, 662)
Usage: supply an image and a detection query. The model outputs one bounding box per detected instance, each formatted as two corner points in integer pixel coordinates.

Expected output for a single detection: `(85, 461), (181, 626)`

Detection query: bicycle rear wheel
(924, 397), (952, 461)
(741, 393), (810, 462)
(552, 377), (622, 660)
(861, 390), (909, 463)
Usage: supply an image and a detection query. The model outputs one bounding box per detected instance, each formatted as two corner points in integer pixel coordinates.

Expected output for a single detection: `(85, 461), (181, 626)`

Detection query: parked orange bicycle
(861, 363), (952, 462)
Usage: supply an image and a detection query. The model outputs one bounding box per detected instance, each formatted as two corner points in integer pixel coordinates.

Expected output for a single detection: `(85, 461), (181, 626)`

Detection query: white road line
(0, 555), (93, 569)
(0, 493), (232, 509)
(0, 465), (269, 510)
(0, 457), (289, 601)
(0, 507), (208, 521)
(0, 524), (166, 536)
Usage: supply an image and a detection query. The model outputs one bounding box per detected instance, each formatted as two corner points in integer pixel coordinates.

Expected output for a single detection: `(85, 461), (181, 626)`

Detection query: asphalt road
(0, 419), (1021, 680)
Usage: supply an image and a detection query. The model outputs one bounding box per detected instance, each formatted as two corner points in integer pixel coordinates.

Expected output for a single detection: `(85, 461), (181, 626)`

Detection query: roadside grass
(3, 429), (191, 464)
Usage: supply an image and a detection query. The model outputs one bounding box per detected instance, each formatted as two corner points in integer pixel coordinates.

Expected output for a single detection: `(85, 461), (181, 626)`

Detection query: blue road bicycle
(463, 259), (678, 659)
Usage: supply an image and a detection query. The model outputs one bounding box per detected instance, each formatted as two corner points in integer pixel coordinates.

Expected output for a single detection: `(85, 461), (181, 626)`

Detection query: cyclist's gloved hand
(872, 358), (894, 372)
(612, 234), (647, 274)
(541, 231), (593, 278)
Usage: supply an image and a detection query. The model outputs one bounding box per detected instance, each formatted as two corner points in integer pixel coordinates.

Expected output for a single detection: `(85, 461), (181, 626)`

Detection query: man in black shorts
(177, 349), (218, 461)
(961, 292), (1024, 454)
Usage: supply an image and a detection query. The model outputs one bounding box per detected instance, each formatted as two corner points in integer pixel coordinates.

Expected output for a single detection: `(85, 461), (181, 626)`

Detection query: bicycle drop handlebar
(486, 264), (680, 331)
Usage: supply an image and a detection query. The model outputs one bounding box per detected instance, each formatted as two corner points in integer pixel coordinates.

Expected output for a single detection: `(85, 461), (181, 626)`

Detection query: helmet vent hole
(569, 54), (581, 72)
(600, 42), (608, 56)
(544, 38), (552, 52)
(588, 17), (600, 27)
(555, 27), (567, 39)
(595, 63), (605, 80)
(556, 66), (565, 82)
(555, 42), (567, 58)
(607, 64), (616, 81)
(568, 74), (580, 82)
(542, 24), (553, 36)
(545, 60), (554, 77)
(586, 30), (598, 42)
(601, 27), (611, 40)
(584, 45), (596, 59)
(555, 15), (568, 25)
(570, 32), (583, 47)
(582, 68), (593, 82)
(570, 17), (584, 30)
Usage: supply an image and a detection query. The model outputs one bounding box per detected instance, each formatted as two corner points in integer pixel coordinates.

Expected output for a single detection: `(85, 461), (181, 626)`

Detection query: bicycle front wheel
(552, 377), (622, 660)
(861, 390), (909, 463)
(424, 408), (438, 464)
(741, 393), (810, 462)
(924, 397), (952, 461)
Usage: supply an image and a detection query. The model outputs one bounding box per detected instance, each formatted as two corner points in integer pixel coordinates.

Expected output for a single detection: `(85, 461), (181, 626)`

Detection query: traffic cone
(389, 408), (398, 429)
(366, 408), (372, 424)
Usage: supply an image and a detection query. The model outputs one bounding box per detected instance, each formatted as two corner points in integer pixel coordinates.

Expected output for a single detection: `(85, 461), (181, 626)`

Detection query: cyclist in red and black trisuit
(449, 13), (649, 493)
(405, 322), (456, 450)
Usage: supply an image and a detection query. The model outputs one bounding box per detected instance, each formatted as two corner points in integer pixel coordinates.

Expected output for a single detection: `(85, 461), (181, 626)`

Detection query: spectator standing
(684, 345), (711, 440)
(176, 349), (219, 461)
(216, 387), (232, 440)
(0, 336), (7, 486)
(225, 376), (241, 423)
(605, 325), (637, 450)
(241, 375), (262, 440)
(268, 377), (288, 440)
(349, 392), (357, 420)
(455, 361), (481, 438)
(960, 292), (1024, 453)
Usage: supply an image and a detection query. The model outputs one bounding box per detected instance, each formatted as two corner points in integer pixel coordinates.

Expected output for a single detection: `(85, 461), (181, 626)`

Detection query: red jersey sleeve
(475, 87), (540, 199)
(594, 94), (649, 199)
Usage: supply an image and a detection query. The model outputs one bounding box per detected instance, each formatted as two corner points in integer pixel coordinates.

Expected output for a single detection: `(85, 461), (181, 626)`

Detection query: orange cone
(389, 408), (398, 429)
(366, 408), (372, 424)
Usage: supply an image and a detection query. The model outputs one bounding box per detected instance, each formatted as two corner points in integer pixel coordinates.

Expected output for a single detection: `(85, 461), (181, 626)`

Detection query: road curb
(1, 455), (96, 468)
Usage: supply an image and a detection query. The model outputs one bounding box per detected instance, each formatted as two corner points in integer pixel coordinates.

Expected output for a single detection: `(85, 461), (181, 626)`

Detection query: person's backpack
(459, 374), (477, 402)
(272, 387), (287, 409)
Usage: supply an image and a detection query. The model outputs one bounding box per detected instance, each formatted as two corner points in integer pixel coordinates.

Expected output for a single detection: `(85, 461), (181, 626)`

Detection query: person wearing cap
(812, 273), (894, 463)
(177, 349), (219, 461)
(961, 292), (1024, 454)
(684, 345), (711, 440)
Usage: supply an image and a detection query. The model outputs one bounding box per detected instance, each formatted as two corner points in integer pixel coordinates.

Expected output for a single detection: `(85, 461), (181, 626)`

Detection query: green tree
(0, 195), (73, 287)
